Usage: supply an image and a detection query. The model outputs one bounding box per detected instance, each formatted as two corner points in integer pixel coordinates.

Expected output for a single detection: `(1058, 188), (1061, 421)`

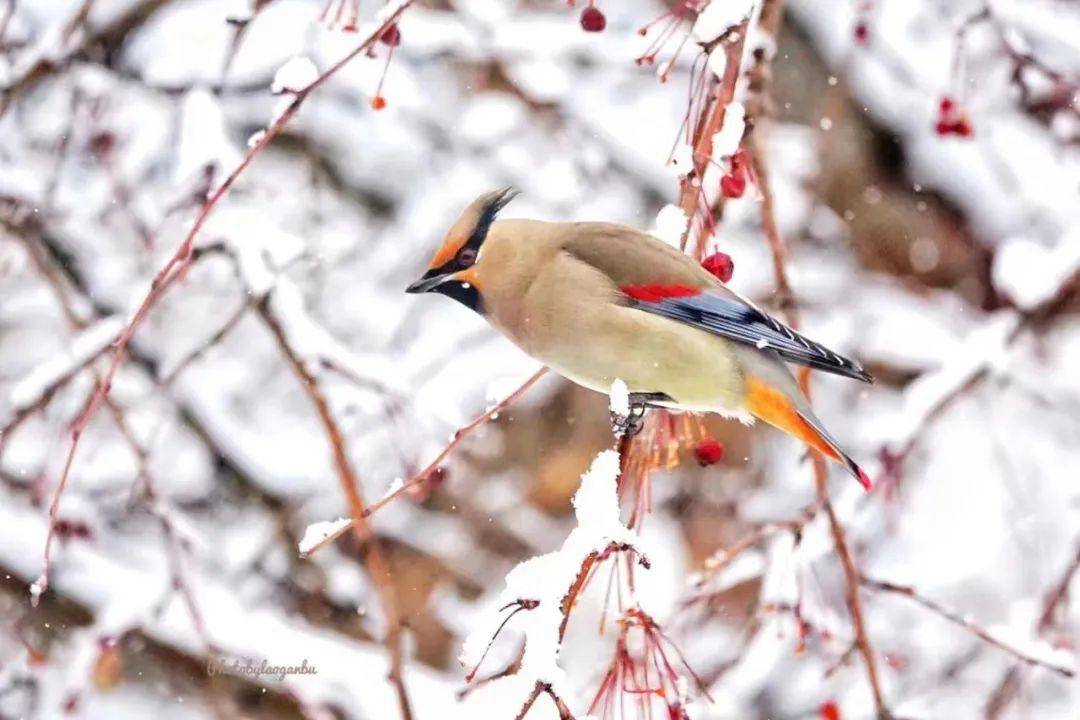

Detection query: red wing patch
(620, 284), (700, 303)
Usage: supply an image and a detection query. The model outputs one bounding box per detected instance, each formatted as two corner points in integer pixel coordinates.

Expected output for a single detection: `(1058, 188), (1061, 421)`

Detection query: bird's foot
(611, 405), (646, 437)
(610, 392), (672, 438)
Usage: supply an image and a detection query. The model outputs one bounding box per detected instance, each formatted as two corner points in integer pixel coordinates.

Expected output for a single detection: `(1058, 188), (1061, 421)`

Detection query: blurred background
(0, 0), (1078, 718)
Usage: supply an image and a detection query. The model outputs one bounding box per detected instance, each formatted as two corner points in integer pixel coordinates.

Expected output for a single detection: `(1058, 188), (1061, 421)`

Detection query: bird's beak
(405, 271), (448, 294)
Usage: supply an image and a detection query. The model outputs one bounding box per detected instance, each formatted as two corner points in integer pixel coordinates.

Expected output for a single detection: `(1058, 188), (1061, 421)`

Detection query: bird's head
(406, 186), (518, 312)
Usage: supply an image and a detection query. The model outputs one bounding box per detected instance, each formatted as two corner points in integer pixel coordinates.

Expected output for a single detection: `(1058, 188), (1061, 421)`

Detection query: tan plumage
(407, 189), (873, 488)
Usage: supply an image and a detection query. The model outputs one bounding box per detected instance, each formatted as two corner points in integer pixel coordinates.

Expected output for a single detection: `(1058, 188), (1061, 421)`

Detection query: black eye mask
(423, 187), (517, 279)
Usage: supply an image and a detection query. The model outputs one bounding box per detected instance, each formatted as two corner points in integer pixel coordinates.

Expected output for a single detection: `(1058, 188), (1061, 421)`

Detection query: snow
(1, 0), (1077, 717)
(992, 231), (1080, 310)
(271, 56), (319, 95)
(652, 203), (689, 248)
(881, 311), (1020, 451)
(608, 378), (630, 417)
(298, 517), (352, 556)
(174, 88), (241, 185)
(461, 449), (639, 701)
(713, 101), (747, 159)
(8, 316), (123, 410)
(693, 0), (757, 43)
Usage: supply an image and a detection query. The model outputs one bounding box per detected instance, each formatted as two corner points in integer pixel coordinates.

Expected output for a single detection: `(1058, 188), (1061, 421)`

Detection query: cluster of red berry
(934, 96), (973, 137)
(719, 148), (752, 199)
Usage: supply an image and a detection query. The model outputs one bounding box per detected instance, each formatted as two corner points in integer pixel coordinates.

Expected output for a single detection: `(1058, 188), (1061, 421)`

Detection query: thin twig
(861, 576), (1075, 678)
(0, 0), (171, 117)
(676, 21), (751, 257)
(985, 539), (1080, 718)
(12, 222), (214, 653)
(301, 366), (548, 556)
(514, 681), (575, 720)
(256, 294), (414, 720)
(747, 86), (891, 717)
(160, 300), (252, 385)
(30, 0), (414, 604)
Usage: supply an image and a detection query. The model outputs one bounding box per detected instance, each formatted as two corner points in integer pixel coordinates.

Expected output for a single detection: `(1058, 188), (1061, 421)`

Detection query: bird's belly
(534, 324), (752, 422)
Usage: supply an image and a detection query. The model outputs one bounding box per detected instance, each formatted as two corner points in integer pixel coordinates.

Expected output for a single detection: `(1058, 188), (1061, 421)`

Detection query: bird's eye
(456, 247), (478, 267)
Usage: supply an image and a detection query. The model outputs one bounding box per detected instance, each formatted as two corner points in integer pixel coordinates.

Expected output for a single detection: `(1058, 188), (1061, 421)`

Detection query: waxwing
(407, 188), (874, 489)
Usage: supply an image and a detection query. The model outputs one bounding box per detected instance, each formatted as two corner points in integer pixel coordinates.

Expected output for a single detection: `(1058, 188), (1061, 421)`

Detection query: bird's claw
(611, 400), (649, 438)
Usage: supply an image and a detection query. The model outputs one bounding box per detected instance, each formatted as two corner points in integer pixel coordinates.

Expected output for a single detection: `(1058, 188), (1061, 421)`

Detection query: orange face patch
(744, 376), (838, 461)
(449, 265), (481, 290)
(429, 234), (468, 270)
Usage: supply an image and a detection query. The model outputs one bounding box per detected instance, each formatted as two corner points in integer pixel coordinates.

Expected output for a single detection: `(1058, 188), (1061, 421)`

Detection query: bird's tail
(744, 375), (872, 491)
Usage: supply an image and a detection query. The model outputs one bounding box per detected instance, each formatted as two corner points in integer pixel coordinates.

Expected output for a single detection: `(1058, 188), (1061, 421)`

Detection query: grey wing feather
(633, 292), (873, 383)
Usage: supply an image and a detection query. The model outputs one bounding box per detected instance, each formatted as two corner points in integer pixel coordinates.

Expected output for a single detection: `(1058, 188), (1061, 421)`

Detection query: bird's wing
(561, 222), (871, 382)
(633, 291), (873, 382)
(562, 222), (717, 289)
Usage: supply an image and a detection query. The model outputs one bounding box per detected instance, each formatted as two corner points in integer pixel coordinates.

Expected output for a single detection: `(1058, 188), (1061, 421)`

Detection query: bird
(407, 188), (874, 489)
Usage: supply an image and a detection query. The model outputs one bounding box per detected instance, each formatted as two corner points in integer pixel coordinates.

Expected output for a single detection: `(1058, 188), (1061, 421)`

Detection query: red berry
(819, 701), (841, 720)
(694, 438), (724, 466)
(89, 132), (115, 158)
(371, 95), (387, 110)
(380, 23), (401, 46)
(939, 96), (955, 114)
(701, 252), (734, 283)
(952, 118), (973, 137)
(853, 21), (869, 44)
(720, 173), (746, 199)
(580, 6), (606, 32)
(935, 119), (952, 136)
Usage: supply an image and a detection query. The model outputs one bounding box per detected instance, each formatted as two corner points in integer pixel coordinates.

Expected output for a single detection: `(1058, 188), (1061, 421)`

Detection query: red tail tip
(856, 468), (873, 492)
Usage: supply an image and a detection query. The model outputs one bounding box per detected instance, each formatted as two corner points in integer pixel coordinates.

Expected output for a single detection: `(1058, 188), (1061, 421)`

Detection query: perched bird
(407, 188), (874, 489)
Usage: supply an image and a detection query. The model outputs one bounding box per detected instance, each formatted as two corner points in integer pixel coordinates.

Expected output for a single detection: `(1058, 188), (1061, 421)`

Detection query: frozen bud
(853, 20), (869, 44)
(89, 131), (115, 159)
(93, 639), (122, 690)
(701, 251), (734, 283)
(694, 438), (724, 466)
(581, 6), (606, 32)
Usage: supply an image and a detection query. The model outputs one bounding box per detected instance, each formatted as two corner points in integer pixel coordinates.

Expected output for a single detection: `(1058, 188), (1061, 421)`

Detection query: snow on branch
(861, 576), (1076, 679)
(29, 0), (416, 606)
(5, 316), (121, 415)
(460, 449), (643, 709)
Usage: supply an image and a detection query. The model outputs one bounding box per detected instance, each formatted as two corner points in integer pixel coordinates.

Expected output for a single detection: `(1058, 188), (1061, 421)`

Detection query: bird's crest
(426, 187), (518, 274)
